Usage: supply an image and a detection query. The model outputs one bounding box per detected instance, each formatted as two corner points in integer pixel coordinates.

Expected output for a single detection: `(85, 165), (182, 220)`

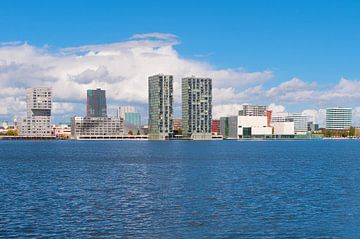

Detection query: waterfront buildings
(71, 116), (124, 138)
(182, 76), (212, 140)
(71, 88), (127, 139)
(148, 74), (174, 140)
(87, 88), (107, 117)
(20, 87), (52, 137)
(326, 107), (352, 130)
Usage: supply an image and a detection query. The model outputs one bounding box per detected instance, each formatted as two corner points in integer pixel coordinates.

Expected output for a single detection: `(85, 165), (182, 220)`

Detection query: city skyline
(1, 1), (360, 126)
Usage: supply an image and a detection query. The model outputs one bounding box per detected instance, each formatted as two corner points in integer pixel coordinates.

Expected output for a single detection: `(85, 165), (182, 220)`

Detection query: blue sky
(2, 0), (360, 83)
(1, 1), (360, 124)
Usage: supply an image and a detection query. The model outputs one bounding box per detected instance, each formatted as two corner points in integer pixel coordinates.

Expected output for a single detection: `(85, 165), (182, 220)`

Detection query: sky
(1, 0), (360, 126)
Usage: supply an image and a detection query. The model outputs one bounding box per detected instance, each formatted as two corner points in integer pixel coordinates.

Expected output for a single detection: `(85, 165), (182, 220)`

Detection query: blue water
(0, 140), (360, 238)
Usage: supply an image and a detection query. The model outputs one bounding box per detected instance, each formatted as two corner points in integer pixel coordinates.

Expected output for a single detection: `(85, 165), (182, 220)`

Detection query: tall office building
(326, 107), (352, 130)
(182, 76), (212, 140)
(148, 74), (174, 140)
(20, 87), (52, 137)
(239, 105), (267, 116)
(87, 88), (107, 117)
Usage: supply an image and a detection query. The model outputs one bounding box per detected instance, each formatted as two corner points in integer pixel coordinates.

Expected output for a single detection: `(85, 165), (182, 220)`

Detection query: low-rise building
(221, 115), (272, 139)
(71, 116), (124, 139)
(53, 124), (71, 138)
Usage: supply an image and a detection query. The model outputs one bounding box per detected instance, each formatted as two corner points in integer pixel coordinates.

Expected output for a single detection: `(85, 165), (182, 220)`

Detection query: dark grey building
(87, 88), (107, 117)
(148, 74), (174, 140)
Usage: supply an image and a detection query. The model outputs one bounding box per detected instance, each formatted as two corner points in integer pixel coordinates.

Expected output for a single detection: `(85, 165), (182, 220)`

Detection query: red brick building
(212, 119), (220, 135)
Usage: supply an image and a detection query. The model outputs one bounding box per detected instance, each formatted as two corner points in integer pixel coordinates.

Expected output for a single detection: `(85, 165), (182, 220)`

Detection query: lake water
(0, 140), (360, 238)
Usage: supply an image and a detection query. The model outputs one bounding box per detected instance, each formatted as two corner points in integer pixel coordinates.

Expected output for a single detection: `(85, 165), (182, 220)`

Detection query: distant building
(273, 122), (295, 135)
(212, 119), (220, 135)
(271, 112), (290, 123)
(182, 76), (212, 140)
(326, 107), (352, 130)
(239, 105), (267, 116)
(20, 87), (52, 137)
(307, 122), (319, 132)
(117, 106), (136, 119)
(124, 112), (141, 127)
(53, 124), (71, 138)
(71, 116), (124, 138)
(148, 74), (174, 140)
(287, 113), (308, 134)
(173, 119), (182, 131)
(87, 88), (107, 117)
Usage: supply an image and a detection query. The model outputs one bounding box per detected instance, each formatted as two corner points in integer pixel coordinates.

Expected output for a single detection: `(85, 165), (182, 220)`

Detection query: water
(0, 140), (360, 238)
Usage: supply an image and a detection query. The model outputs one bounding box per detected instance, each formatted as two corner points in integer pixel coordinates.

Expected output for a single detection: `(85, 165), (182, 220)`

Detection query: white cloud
(1, 33), (360, 124)
(268, 103), (286, 114)
(0, 33), (273, 121)
(212, 104), (243, 119)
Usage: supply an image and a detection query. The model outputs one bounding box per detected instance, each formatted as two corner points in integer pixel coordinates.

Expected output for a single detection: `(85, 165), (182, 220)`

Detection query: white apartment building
(20, 87), (52, 137)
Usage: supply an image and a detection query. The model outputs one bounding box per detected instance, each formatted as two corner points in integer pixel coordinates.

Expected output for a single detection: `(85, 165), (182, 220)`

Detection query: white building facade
(20, 87), (52, 137)
(326, 107), (352, 130)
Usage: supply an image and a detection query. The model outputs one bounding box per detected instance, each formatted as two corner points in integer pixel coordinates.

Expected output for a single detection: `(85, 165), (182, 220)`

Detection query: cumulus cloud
(0, 33), (273, 121)
(1, 32), (360, 124)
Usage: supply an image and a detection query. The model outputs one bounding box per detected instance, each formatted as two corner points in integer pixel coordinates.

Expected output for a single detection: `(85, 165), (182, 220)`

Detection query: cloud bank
(0, 33), (360, 125)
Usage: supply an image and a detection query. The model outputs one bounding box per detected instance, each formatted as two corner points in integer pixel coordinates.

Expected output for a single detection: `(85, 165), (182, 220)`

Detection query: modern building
(239, 105), (267, 116)
(117, 106), (136, 119)
(87, 88), (107, 117)
(237, 116), (272, 138)
(20, 87), (52, 137)
(326, 107), (352, 130)
(220, 115), (272, 139)
(148, 74), (174, 140)
(173, 119), (182, 131)
(71, 116), (124, 138)
(287, 113), (308, 134)
(182, 76), (212, 140)
(212, 119), (220, 135)
(271, 112), (290, 123)
(124, 112), (141, 127)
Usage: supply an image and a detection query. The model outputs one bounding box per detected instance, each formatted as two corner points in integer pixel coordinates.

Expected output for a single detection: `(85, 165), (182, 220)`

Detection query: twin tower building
(149, 74), (212, 140)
